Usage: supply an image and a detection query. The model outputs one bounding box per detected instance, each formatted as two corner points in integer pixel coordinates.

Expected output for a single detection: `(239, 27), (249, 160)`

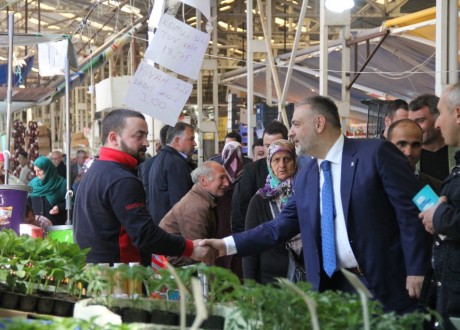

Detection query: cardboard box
(37, 125), (49, 136)
(37, 136), (50, 148)
(72, 132), (85, 140)
(71, 138), (89, 148)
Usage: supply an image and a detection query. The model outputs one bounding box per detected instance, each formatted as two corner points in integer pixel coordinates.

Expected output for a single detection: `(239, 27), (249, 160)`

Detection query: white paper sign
(38, 40), (68, 76)
(148, 0), (165, 29)
(145, 14), (210, 80)
(181, 0), (210, 21)
(123, 61), (193, 126)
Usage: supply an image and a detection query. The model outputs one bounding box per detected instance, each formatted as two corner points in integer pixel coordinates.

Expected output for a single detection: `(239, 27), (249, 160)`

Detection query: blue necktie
(320, 160), (337, 277)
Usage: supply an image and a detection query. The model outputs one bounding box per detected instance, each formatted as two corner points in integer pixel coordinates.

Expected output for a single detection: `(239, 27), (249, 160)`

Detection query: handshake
(190, 239), (227, 265)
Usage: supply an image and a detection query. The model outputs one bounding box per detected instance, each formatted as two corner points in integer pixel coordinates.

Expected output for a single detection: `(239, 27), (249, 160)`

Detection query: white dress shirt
(319, 134), (358, 269)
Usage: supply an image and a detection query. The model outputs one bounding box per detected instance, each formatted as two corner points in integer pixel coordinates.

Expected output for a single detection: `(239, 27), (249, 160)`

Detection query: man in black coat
(138, 124), (172, 206)
(148, 122), (197, 225)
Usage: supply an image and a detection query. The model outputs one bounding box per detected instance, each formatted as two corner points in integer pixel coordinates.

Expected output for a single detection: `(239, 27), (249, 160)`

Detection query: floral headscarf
(221, 141), (244, 184)
(256, 139), (297, 207)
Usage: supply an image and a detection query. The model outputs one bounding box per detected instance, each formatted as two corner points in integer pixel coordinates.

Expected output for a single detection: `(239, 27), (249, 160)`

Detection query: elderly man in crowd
(159, 161), (229, 267)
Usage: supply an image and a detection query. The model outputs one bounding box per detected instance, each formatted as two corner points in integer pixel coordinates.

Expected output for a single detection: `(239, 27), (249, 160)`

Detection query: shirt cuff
(223, 236), (237, 255)
(182, 239), (194, 257)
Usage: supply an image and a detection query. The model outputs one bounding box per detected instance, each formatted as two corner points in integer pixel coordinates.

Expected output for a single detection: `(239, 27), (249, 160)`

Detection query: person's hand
(35, 215), (52, 228)
(406, 275), (424, 298)
(419, 196), (447, 234)
(190, 240), (218, 265)
(199, 238), (227, 257)
(49, 205), (59, 215)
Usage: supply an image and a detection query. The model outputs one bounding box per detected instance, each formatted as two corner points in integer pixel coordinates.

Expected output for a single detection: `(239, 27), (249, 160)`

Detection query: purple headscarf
(221, 141), (244, 184)
(256, 139), (297, 207)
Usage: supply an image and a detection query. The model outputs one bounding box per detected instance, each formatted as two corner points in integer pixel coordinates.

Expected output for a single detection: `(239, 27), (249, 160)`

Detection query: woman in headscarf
(215, 141), (247, 278)
(28, 156), (67, 225)
(243, 139), (302, 284)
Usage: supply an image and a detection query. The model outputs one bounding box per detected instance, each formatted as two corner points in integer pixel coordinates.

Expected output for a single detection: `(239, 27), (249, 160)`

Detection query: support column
(435, 0), (458, 95)
(196, 10), (203, 165)
(246, 0), (254, 157)
(211, 0), (219, 156)
(320, 1), (351, 130)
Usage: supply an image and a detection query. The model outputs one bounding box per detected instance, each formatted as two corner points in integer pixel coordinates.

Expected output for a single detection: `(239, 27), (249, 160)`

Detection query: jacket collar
(99, 147), (138, 169)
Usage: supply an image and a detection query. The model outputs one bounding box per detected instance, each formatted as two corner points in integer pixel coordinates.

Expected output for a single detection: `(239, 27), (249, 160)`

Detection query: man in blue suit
(202, 95), (432, 313)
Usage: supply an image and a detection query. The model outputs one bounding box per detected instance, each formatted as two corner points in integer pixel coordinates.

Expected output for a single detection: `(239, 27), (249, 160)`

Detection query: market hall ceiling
(0, 0), (436, 101)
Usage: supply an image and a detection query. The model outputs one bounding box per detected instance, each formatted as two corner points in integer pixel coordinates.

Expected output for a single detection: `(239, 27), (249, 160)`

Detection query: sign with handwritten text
(123, 61), (193, 126)
(144, 14), (210, 80)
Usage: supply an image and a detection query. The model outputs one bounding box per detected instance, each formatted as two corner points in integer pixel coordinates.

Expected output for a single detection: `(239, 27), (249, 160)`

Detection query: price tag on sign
(123, 60), (193, 126)
(145, 14), (210, 80)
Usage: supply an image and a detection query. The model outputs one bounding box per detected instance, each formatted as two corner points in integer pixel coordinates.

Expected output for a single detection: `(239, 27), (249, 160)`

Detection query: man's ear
(316, 115), (326, 133)
(107, 131), (119, 147)
(199, 175), (208, 187)
(384, 116), (391, 128)
(456, 107), (460, 124)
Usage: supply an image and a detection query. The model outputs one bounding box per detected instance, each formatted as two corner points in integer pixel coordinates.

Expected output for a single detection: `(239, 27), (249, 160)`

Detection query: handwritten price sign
(123, 60), (193, 125)
(145, 14), (210, 80)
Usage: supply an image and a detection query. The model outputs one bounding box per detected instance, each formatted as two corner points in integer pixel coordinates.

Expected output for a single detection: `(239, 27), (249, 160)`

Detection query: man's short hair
(166, 122), (195, 145)
(297, 95), (341, 129)
(408, 94), (440, 115)
(191, 161), (217, 184)
(17, 150), (28, 159)
(443, 82), (460, 114)
(102, 108), (145, 144)
(385, 99), (408, 119)
(252, 138), (263, 153)
(159, 125), (172, 147)
(387, 119), (422, 141)
(76, 150), (87, 156)
(263, 120), (288, 139)
(225, 131), (242, 143)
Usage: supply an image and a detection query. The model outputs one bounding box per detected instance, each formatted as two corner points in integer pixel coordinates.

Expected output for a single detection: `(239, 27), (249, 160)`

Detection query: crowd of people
(9, 83), (460, 329)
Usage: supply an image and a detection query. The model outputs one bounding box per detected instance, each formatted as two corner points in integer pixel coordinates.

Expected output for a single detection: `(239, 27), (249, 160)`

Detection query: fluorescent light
(29, 17), (48, 26)
(325, 0), (354, 13)
(220, 5), (231, 11)
(60, 13), (76, 19)
(218, 21), (228, 29)
(99, 0), (141, 16)
(38, 2), (56, 10)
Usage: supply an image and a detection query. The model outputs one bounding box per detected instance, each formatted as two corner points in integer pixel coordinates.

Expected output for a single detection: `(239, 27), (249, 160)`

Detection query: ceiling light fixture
(325, 0), (354, 13)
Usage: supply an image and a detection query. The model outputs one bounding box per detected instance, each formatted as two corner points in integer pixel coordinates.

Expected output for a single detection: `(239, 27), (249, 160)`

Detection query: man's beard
(296, 144), (309, 157)
(120, 140), (146, 163)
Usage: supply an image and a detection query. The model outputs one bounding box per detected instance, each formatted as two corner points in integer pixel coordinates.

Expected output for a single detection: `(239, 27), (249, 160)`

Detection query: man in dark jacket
(148, 122), (197, 224)
(73, 108), (214, 265)
(387, 119), (442, 194)
(137, 124), (171, 206)
(419, 83), (460, 329)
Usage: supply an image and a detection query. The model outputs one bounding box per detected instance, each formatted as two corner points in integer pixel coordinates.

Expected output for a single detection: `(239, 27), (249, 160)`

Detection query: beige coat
(159, 184), (217, 266)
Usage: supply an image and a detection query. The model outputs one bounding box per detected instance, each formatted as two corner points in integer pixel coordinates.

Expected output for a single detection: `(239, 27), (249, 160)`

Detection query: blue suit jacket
(234, 137), (432, 312)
